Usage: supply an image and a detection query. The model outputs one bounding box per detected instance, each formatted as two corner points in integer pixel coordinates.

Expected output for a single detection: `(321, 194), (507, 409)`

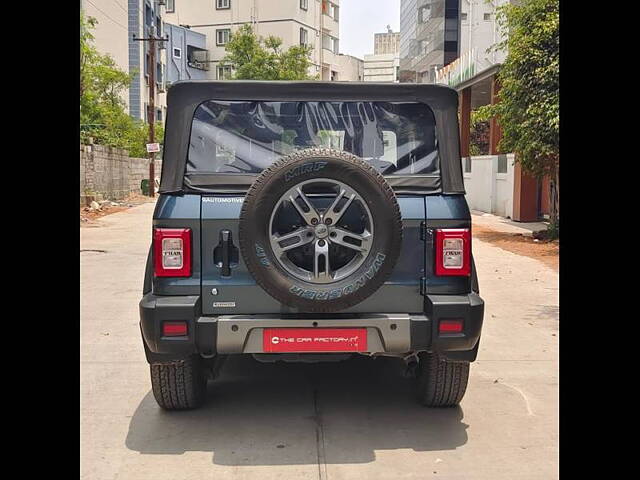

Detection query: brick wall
(80, 144), (162, 205)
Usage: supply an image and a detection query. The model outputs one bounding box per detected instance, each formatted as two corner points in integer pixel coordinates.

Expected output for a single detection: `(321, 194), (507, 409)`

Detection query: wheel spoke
(313, 241), (331, 281)
(272, 226), (315, 257)
(289, 188), (320, 226)
(330, 228), (371, 253)
(270, 178), (374, 284)
(323, 187), (357, 225)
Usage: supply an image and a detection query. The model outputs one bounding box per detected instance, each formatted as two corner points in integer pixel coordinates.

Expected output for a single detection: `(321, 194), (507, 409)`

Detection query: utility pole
(133, 27), (168, 198)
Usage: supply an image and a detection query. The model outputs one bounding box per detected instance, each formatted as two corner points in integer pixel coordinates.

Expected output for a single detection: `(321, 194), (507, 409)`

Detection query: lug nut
(318, 240), (326, 247)
(325, 218), (332, 225)
(311, 218), (318, 225)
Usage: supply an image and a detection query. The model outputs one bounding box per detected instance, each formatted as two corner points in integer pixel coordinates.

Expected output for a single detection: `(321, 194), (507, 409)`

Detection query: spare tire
(239, 148), (402, 312)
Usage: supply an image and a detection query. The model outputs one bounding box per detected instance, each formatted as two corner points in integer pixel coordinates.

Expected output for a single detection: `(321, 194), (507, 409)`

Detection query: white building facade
(364, 29), (400, 83)
(164, 0), (355, 81)
(435, 0), (508, 87)
(363, 53), (399, 82)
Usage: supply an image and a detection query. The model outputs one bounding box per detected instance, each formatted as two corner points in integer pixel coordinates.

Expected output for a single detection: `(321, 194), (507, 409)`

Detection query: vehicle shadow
(125, 354), (468, 465)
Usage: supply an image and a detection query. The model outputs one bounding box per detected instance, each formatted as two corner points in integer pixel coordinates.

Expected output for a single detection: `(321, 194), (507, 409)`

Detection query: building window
(484, 13), (491, 20)
(300, 28), (308, 46)
(322, 1), (339, 21)
(173, 47), (181, 58)
(166, 0), (175, 13)
(216, 29), (230, 45)
(217, 65), (232, 80)
(157, 109), (163, 122)
(418, 4), (431, 23)
(461, 12), (467, 21)
(216, 0), (230, 9)
(300, 0), (308, 11)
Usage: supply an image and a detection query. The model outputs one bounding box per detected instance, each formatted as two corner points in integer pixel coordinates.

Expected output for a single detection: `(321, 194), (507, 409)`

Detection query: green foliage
(220, 24), (316, 80)
(477, 0), (559, 227)
(470, 111), (490, 156)
(80, 11), (163, 155)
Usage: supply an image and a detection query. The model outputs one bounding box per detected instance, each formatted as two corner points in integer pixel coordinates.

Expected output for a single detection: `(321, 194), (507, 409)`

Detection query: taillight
(439, 319), (464, 334)
(162, 321), (188, 337)
(153, 228), (191, 277)
(435, 228), (470, 276)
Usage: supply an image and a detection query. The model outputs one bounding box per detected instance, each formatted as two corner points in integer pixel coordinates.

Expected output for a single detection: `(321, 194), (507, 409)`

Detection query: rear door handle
(220, 229), (231, 277)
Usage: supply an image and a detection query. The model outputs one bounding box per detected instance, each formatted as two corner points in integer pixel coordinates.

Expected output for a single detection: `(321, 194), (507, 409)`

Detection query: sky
(339, 0), (401, 60)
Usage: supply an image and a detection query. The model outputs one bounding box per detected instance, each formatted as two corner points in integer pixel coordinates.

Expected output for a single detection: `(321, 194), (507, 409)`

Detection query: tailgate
(200, 195), (426, 315)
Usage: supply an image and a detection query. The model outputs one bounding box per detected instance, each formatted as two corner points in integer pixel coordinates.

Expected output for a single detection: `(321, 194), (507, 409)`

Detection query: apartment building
(374, 28), (400, 55)
(433, 0), (508, 87)
(335, 54), (364, 82)
(164, 23), (209, 84)
(364, 28), (400, 83)
(164, 0), (352, 81)
(399, 0), (461, 83)
(127, 0), (167, 121)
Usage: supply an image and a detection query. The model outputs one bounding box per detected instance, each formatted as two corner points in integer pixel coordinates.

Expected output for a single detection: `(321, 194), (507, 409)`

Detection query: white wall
(463, 154), (515, 218)
(459, 0), (509, 71)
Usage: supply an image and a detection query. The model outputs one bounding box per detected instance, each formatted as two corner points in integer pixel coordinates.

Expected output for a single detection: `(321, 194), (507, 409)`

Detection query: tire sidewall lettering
(288, 252), (387, 301)
(284, 161), (328, 182)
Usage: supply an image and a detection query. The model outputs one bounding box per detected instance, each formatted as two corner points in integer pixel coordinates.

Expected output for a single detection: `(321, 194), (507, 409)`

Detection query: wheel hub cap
(314, 224), (329, 239)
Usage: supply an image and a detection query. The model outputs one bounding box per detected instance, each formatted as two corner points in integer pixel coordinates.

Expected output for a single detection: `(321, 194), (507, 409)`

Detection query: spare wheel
(238, 148), (403, 313)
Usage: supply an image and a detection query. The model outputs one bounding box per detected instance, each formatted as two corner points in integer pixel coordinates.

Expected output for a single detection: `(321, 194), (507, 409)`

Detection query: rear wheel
(416, 352), (469, 407)
(150, 355), (207, 410)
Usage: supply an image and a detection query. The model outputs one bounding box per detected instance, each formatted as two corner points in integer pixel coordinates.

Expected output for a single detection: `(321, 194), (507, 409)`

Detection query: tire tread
(417, 352), (469, 407)
(150, 356), (206, 410)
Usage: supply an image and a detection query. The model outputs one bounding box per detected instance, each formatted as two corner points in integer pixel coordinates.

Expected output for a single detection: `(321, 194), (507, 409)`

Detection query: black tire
(150, 356), (207, 410)
(238, 148), (403, 313)
(416, 352), (469, 407)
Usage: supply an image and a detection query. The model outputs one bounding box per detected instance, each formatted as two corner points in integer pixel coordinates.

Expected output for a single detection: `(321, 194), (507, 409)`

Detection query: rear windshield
(187, 100), (439, 176)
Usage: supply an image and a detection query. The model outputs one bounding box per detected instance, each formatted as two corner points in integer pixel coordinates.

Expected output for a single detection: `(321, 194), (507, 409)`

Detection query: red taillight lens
(163, 321), (188, 337)
(154, 228), (192, 277)
(435, 228), (471, 276)
(439, 319), (464, 334)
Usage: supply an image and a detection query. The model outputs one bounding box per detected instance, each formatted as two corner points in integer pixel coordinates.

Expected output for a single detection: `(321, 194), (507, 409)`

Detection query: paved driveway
(80, 202), (558, 480)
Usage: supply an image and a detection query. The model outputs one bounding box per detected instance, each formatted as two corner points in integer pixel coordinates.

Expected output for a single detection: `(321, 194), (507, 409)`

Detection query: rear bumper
(139, 292), (484, 362)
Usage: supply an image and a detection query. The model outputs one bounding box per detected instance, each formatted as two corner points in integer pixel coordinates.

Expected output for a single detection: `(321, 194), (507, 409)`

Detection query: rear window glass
(187, 100), (439, 176)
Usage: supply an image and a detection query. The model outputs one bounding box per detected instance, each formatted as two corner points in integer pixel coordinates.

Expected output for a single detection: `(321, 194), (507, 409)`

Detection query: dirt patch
(80, 193), (154, 226)
(472, 223), (559, 272)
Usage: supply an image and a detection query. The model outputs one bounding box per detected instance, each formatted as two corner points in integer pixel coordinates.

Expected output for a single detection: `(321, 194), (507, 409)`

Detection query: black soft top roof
(159, 80), (465, 195)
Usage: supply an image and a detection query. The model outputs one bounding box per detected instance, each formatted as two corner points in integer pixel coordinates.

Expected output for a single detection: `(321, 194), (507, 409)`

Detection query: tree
(475, 0), (559, 235)
(220, 24), (316, 80)
(80, 11), (163, 155)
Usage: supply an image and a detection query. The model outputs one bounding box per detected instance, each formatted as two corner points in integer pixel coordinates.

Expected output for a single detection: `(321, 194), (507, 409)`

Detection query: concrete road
(81, 202), (558, 480)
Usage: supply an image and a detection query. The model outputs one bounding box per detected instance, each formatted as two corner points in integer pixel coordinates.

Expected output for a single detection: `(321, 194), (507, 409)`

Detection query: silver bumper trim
(215, 314), (421, 354)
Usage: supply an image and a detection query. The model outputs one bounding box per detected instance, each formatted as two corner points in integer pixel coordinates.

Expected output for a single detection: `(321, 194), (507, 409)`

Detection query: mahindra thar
(139, 81), (485, 410)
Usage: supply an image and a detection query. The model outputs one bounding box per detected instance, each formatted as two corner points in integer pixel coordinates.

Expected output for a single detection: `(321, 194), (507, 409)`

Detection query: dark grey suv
(139, 81), (485, 410)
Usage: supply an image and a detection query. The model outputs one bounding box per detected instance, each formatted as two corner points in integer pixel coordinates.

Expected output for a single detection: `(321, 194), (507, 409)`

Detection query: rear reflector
(163, 321), (188, 337)
(435, 228), (471, 276)
(439, 319), (464, 334)
(154, 228), (192, 277)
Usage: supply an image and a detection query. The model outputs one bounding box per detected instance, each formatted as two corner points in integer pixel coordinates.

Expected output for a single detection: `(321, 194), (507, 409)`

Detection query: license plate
(263, 328), (368, 353)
